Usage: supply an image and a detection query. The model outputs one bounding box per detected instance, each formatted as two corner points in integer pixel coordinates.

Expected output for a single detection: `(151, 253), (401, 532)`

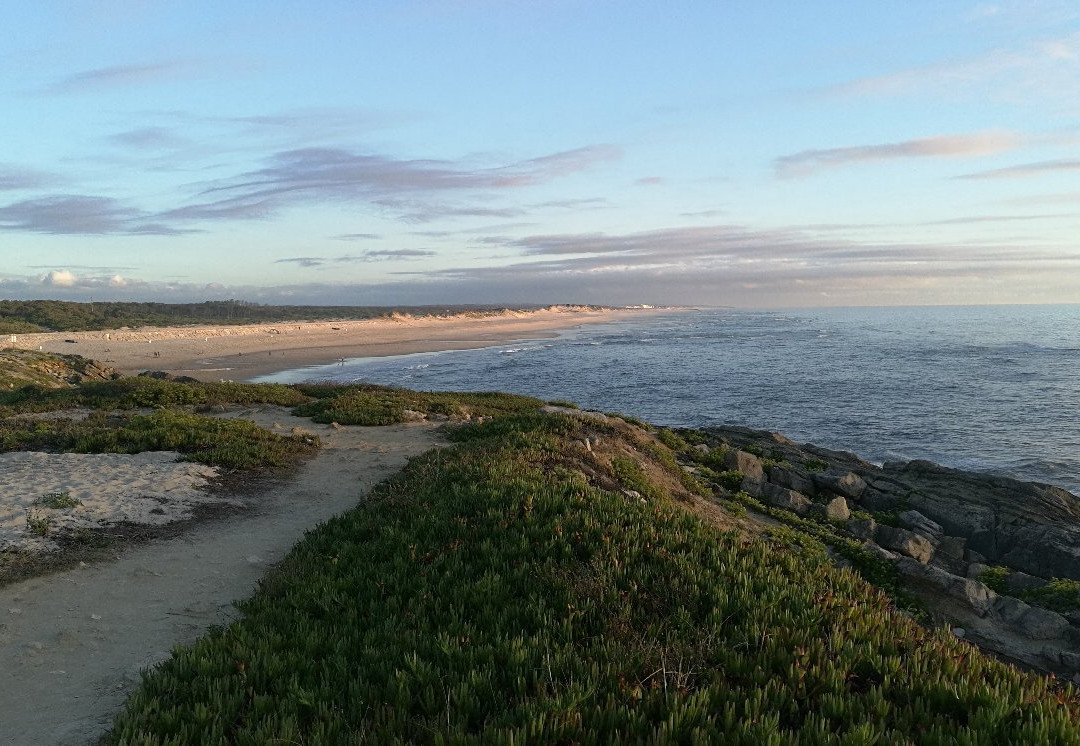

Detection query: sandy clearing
(0, 407), (445, 745)
(0, 451), (223, 554)
(8, 306), (667, 382)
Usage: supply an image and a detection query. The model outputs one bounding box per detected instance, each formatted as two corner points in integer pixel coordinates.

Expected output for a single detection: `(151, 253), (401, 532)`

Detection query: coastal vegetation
(292, 383), (542, 426)
(105, 406), (1080, 742)
(0, 299), (595, 333)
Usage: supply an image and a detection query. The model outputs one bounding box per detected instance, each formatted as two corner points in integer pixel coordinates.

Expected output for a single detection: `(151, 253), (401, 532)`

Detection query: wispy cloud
(108, 126), (188, 150)
(0, 195), (193, 235)
(332, 232), (382, 241)
(164, 144), (620, 225)
(0, 164), (59, 191)
(275, 250), (436, 268)
(827, 31), (1080, 105)
(43, 61), (183, 95)
(955, 158), (1080, 180)
(775, 131), (1023, 177)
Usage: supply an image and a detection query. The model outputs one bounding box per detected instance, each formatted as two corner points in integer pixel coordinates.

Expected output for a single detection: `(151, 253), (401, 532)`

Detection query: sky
(1, 0), (1079, 308)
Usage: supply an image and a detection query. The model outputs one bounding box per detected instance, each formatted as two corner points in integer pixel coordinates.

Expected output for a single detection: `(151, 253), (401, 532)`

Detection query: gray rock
(769, 465), (815, 495)
(992, 595), (1030, 625)
(1059, 650), (1080, 671)
(967, 563), (991, 580)
(898, 510), (943, 544)
(965, 548), (987, 564)
(864, 542), (897, 562)
(847, 517), (876, 541)
(739, 476), (764, 498)
(761, 484), (812, 515)
(878, 459), (1080, 581)
(875, 525), (934, 564)
(824, 496), (850, 521)
(693, 444), (710, 454)
(937, 535), (967, 560)
(858, 487), (900, 513)
(1018, 606), (1070, 641)
(812, 471), (867, 500)
(894, 557), (996, 616)
(930, 552), (969, 577)
(724, 450), (764, 481)
(1005, 571), (1048, 595)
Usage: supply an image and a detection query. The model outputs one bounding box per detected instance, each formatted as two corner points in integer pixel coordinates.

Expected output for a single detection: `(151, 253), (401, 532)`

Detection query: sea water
(257, 305), (1080, 494)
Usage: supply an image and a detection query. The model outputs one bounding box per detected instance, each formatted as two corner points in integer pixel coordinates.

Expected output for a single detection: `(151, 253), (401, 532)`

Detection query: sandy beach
(8, 306), (665, 383)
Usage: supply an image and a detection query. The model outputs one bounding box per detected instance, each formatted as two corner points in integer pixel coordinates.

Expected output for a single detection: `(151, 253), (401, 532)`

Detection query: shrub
(1022, 578), (1080, 613)
(978, 566), (1010, 594)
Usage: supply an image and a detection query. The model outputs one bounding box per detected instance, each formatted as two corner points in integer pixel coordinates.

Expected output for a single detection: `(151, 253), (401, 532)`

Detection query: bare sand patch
(0, 451), (222, 554)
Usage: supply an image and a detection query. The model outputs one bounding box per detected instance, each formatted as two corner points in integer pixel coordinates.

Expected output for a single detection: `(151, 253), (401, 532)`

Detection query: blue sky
(2, 0), (1078, 307)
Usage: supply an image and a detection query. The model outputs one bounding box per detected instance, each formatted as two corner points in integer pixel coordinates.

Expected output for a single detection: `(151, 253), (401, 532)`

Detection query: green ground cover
(292, 383), (543, 425)
(106, 411), (1080, 744)
(0, 376), (309, 416)
(0, 409), (318, 469)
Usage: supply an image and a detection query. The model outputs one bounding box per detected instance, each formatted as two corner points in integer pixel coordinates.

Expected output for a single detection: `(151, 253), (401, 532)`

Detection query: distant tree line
(0, 299), (585, 333)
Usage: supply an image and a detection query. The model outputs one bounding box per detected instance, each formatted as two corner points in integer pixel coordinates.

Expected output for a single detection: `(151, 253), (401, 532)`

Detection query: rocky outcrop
(701, 424), (1080, 680)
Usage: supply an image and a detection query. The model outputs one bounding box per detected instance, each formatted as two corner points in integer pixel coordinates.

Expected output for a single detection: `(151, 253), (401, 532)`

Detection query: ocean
(257, 305), (1080, 495)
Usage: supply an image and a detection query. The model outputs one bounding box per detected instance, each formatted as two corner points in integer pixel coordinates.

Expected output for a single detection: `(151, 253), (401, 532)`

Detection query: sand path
(0, 407), (444, 745)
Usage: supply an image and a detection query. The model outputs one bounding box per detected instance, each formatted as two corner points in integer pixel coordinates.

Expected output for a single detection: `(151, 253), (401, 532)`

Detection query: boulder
(724, 450), (764, 481)
(693, 444), (710, 454)
(739, 476), (764, 498)
(824, 496), (850, 521)
(930, 550), (969, 577)
(761, 484), (812, 515)
(875, 525), (934, 564)
(1018, 606), (1070, 641)
(769, 465), (815, 495)
(858, 486), (901, 512)
(937, 536), (967, 560)
(967, 563), (991, 580)
(1005, 571), (1048, 596)
(898, 510), (943, 545)
(847, 517), (876, 541)
(812, 471), (867, 500)
(894, 557), (997, 616)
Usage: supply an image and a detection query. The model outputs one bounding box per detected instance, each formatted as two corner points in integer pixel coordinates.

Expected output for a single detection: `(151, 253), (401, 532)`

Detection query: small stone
(824, 497), (850, 521)
(723, 450), (765, 481)
(246, 555), (262, 565)
(952, 627), (966, 638)
(90, 613), (102, 620)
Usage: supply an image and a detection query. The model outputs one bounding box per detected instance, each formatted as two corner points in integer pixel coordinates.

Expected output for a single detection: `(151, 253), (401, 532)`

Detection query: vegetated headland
(2, 348), (1080, 742)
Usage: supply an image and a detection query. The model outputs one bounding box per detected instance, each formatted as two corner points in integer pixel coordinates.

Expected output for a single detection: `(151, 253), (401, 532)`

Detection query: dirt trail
(0, 408), (444, 745)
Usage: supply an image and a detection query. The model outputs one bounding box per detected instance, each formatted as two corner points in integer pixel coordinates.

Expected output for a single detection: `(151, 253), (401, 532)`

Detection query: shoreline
(9, 306), (676, 383)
